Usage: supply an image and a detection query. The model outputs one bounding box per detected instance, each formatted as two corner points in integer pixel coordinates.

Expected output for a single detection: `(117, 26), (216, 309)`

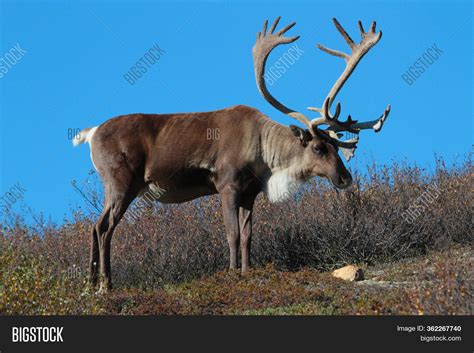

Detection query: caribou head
(253, 17), (391, 189)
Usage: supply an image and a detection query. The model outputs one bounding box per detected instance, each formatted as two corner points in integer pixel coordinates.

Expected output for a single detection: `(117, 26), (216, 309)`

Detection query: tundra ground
(0, 156), (472, 315)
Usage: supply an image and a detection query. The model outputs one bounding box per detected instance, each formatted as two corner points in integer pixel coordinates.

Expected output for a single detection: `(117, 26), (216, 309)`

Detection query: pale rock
(332, 265), (364, 281)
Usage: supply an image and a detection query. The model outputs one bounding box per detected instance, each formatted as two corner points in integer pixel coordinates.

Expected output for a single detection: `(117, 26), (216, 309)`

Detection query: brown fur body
(76, 104), (351, 290)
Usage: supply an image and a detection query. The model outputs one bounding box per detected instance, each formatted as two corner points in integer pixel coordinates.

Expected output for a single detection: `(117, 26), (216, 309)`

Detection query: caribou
(73, 17), (391, 291)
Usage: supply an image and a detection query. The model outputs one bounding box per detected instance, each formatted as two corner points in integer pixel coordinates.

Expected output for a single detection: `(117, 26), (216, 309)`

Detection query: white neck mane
(264, 167), (303, 203)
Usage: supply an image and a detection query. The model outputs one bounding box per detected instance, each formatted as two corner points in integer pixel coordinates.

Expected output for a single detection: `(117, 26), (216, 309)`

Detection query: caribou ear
(290, 125), (312, 147)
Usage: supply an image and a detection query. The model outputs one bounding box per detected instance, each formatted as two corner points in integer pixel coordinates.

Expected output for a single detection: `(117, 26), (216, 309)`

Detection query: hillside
(0, 156), (472, 315)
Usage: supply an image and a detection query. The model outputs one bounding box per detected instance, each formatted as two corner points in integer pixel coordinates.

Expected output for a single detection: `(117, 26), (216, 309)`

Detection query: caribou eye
(313, 144), (328, 156)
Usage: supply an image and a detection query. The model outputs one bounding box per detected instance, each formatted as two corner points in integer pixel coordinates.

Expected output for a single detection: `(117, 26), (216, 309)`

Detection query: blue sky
(0, 0), (472, 224)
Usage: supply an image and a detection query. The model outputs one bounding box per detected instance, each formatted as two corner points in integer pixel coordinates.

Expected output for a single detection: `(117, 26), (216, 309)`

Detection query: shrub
(0, 245), (104, 315)
(0, 154), (472, 292)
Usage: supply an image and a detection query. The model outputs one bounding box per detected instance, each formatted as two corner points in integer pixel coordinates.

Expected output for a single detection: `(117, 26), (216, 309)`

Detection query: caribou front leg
(239, 192), (257, 273)
(220, 186), (241, 270)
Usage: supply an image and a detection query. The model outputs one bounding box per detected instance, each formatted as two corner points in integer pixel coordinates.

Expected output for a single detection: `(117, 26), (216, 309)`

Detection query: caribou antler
(308, 18), (391, 134)
(253, 17), (357, 151)
(253, 17), (392, 160)
(252, 17), (313, 130)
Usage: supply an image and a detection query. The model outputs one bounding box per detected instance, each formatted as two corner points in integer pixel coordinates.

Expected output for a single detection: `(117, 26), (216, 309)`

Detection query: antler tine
(276, 22), (297, 36)
(333, 18), (355, 50)
(327, 104), (391, 133)
(313, 128), (358, 149)
(253, 18), (313, 130)
(316, 44), (349, 61)
(310, 98), (358, 134)
(358, 21), (365, 36)
(268, 16), (280, 34)
(371, 21), (377, 33)
(261, 19), (268, 36)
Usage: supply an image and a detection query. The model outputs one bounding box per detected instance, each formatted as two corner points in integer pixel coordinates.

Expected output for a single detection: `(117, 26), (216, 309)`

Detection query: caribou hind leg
(95, 195), (135, 292)
(92, 172), (141, 292)
(89, 226), (99, 286)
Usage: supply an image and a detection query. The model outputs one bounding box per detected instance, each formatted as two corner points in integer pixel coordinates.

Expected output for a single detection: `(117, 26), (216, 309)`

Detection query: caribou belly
(138, 181), (216, 204)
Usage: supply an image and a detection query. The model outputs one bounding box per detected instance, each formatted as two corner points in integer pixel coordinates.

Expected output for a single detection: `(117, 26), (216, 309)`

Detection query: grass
(1, 244), (470, 315)
(104, 245), (471, 315)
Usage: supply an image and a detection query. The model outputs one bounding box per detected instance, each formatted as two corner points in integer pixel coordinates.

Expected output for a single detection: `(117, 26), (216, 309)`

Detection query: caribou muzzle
(331, 168), (353, 189)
